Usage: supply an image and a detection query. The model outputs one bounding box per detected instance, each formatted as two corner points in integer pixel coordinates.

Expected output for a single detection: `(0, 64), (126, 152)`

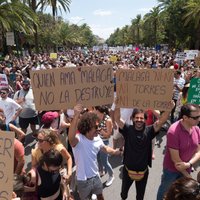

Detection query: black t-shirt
(119, 124), (156, 171)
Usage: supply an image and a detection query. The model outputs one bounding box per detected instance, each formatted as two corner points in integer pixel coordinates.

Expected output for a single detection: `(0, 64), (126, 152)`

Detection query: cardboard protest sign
(50, 53), (57, 59)
(109, 55), (118, 63)
(116, 69), (174, 111)
(187, 78), (200, 105)
(195, 56), (200, 66)
(0, 131), (14, 200)
(0, 74), (9, 89)
(30, 65), (114, 110)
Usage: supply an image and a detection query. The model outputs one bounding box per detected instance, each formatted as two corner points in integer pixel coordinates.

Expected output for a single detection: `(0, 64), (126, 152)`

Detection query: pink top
(163, 120), (200, 172)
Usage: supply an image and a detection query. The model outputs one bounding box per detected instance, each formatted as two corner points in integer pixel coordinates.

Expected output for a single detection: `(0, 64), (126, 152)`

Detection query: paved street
(24, 129), (200, 200)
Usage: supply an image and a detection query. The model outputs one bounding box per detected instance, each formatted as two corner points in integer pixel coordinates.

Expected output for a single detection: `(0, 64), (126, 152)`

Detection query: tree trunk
(34, 23), (39, 53)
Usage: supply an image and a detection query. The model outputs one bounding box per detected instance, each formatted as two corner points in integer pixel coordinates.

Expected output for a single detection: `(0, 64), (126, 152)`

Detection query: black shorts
(19, 116), (39, 129)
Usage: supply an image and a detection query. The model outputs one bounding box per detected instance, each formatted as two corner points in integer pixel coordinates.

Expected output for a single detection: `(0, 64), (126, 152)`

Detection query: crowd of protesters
(0, 48), (199, 200)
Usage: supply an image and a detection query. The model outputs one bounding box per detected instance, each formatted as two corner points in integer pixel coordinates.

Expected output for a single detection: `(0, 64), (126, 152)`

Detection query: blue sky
(58, 0), (159, 40)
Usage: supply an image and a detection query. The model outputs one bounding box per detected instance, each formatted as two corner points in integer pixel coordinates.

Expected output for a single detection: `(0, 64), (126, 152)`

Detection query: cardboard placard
(0, 74), (8, 89)
(0, 131), (14, 200)
(30, 65), (114, 110)
(195, 56), (200, 66)
(187, 78), (200, 105)
(116, 69), (174, 111)
(109, 55), (118, 63)
(50, 53), (57, 59)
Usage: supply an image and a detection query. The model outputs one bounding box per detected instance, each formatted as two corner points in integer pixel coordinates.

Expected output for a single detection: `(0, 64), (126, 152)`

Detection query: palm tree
(0, 0), (37, 54)
(143, 6), (160, 45)
(183, 0), (200, 49)
(41, 0), (71, 20)
(0, 0), (37, 33)
(131, 14), (142, 45)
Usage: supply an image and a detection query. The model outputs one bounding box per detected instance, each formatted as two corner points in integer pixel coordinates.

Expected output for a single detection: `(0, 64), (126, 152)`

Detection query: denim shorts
(76, 175), (103, 200)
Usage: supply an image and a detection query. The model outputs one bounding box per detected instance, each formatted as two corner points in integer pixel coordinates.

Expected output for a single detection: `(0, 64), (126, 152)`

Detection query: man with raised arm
(68, 104), (121, 200)
(114, 99), (175, 200)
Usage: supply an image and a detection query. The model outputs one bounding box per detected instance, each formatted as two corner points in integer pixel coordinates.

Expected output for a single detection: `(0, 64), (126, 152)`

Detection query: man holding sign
(114, 99), (175, 200)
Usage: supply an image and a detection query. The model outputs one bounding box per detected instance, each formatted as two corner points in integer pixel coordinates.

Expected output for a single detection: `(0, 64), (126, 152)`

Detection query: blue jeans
(97, 140), (113, 177)
(157, 169), (183, 200)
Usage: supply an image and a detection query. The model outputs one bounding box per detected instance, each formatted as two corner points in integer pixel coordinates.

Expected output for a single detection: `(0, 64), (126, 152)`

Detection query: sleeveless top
(37, 166), (62, 200)
(98, 114), (110, 141)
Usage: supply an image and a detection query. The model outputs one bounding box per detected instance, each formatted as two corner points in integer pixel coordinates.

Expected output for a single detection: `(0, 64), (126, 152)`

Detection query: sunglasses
(189, 115), (200, 120)
(0, 92), (7, 95)
(36, 138), (46, 143)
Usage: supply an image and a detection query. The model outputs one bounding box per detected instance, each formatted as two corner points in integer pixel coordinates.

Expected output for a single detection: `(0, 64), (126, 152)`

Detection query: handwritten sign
(0, 74), (8, 89)
(109, 55), (118, 63)
(195, 56), (200, 66)
(116, 69), (174, 111)
(187, 78), (200, 105)
(0, 131), (14, 200)
(30, 65), (114, 110)
(50, 53), (57, 59)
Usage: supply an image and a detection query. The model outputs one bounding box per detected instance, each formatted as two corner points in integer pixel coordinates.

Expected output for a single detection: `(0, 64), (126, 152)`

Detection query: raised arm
(153, 101), (175, 133)
(68, 104), (83, 147)
(113, 98), (125, 129)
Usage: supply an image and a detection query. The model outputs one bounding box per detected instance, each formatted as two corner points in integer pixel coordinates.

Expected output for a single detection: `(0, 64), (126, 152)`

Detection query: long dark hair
(165, 177), (200, 200)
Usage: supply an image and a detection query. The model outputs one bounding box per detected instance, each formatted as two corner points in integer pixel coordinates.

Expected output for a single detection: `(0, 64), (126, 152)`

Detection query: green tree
(143, 6), (161, 46)
(0, 0), (37, 33)
(41, 0), (71, 20)
(183, 0), (200, 49)
(131, 14), (142, 45)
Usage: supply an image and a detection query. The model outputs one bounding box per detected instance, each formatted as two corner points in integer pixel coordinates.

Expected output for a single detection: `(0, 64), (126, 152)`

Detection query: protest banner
(184, 50), (199, 60)
(195, 56), (200, 66)
(50, 53), (57, 59)
(30, 65), (114, 110)
(187, 78), (200, 105)
(109, 55), (118, 63)
(0, 74), (9, 89)
(0, 131), (14, 200)
(116, 69), (174, 111)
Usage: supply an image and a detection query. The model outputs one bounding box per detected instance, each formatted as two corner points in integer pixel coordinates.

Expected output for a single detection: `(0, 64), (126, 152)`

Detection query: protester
(31, 129), (72, 185)
(68, 104), (121, 200)
(0, 87), (22, 124)
(26, 149), (67, 200)
(164, 177), (200, 200)
(14, 79), (38, 135)
(157, 104), (200, 200)
(0, 108), (25, 141)
(171, 70), (185, 123)
(114, 98), (175, 200)
(94, 105), (114, 186)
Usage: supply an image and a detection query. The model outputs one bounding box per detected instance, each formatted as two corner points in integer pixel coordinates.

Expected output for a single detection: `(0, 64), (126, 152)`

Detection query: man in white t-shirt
(69, 104), (121, 200)
(0, 87), (22, 124)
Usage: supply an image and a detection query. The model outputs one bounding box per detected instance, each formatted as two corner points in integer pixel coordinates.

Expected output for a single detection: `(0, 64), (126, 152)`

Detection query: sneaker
(105, 176), (114, 187)
(91, 194), (97, 200)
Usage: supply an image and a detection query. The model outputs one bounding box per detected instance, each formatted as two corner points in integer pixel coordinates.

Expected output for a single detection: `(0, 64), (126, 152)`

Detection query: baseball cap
(41, 112), (59, 124)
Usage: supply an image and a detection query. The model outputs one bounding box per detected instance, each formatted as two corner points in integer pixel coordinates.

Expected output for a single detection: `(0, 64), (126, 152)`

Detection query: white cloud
(137, 7), (151, 12)
(69, 16), (85, 24)
(89, 24), (115, 40)
(93, 9), (112, 16)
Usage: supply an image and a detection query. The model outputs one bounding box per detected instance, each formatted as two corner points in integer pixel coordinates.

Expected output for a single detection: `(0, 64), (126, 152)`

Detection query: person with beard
(14, 80), (38, 135)
(114, 100), (175, 200)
